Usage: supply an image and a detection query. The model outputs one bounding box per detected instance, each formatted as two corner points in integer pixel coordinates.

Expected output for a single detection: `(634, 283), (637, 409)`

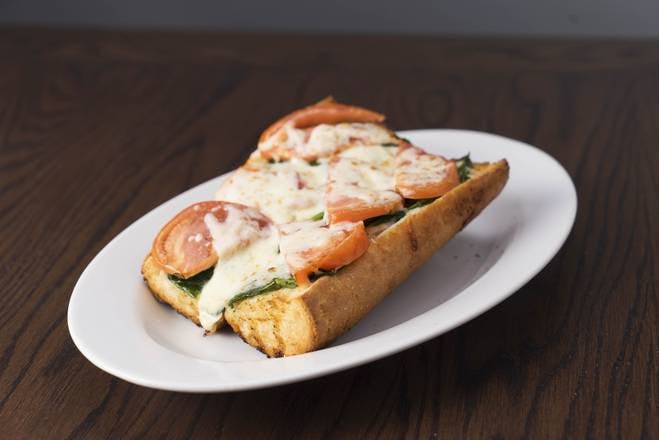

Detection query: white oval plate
(68, 129), (576, 392)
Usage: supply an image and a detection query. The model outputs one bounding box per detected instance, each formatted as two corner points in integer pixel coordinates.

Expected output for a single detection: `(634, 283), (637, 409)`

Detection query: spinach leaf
(228, 277), (297, 307)
(404, 198), (436, 210)
(364, 210), (406, 227)
(456, 153), (473, 183)
(309, 159), (320, 166)
(309, 211), (324, 221)
(168, 267), (214, 298)
(364, 198), (437, 229)
(381, 142), (399, 147)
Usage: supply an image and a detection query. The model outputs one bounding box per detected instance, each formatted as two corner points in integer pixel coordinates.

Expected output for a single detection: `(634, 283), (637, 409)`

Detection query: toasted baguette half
(141, 159), (509, 356)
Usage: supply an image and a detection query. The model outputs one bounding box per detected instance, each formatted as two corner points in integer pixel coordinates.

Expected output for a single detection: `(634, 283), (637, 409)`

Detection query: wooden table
(0, 28), (657, 438)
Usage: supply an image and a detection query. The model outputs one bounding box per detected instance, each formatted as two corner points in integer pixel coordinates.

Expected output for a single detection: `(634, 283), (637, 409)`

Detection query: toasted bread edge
(141, 254), (202, 327)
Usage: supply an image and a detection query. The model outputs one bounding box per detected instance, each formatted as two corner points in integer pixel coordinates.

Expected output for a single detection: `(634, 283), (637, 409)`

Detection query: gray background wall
(1, 0), (658, 37)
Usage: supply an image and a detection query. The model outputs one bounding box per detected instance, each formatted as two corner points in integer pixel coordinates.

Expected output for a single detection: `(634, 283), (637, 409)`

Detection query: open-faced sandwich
(142, 97), (509, 357)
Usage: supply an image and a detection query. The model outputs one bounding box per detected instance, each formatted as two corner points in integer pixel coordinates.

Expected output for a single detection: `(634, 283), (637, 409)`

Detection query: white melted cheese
(338, 145), (398, 194)
(216, 158), (327, 224)
(395, 147), (453, 187)
(339, 144), (397, 166)
(327, 154), (400, 207)
(197, 208), (290, 331)
(258, 122), (397, 160)
(301, 122), (395, 158)
(256, 122), (306, 157)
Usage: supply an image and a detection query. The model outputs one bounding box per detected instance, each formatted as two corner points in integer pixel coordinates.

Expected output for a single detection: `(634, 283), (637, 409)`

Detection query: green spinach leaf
(456, 154), (473, 183)
(364, 198), (438, 229)
(404, 198), (436, 210)
(364, 210), (406, 227)
(168, 267), (214, 298)
(228, 277), (297, 307)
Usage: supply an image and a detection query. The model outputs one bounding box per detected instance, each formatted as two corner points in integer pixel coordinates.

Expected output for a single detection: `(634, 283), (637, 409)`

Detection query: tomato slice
(326, 156), (403, 223)
(326, 195), (402, 223)
(152, 201), (271, 278)
(279, 221), (370, 285)
(394, 145), (460, 199)
(259, 97), (385, 144)
(257, 98), (388, 161)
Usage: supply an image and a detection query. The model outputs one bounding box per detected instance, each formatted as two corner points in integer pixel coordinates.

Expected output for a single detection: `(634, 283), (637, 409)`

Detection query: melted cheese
(327, 155), (400, 207)
(258, 122), (398, 160)
(339, 144), (397, 166)
(337, 145), (398, 192)
(301, 123), (393, 158)
(197, 207), (290, 330)
(216, 158), (327, 224)
(256, 122), (306, 158)
(395, 147), (446, 185)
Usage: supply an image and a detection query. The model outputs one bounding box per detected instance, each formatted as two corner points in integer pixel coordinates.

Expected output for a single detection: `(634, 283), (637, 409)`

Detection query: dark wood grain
(0, 27), (656, 439)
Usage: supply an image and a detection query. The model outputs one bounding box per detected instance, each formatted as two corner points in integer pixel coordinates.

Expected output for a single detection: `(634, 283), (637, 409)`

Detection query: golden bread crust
(141, 254), (201, 326)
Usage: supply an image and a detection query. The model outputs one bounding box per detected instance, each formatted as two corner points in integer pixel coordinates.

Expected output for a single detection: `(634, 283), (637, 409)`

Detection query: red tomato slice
(326, 195), (403, 223)
(152, 201), (271, 278)
(279, 221), (370, 285)
(325, 156), (403, 224)
(394, 145), (460, 199)
(259, 97), (385, 144)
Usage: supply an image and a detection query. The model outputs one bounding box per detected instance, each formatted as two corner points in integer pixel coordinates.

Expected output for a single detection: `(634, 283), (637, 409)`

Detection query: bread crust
(142, 254), (201, 326)
(141, 160), (509, 357)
